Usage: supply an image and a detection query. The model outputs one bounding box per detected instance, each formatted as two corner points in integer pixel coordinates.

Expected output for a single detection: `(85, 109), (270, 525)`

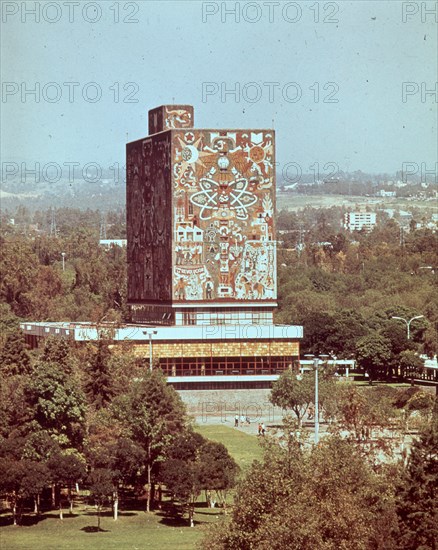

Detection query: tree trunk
(68, 485), (73, 514)
(157, 484), (162, 509)
(13, 499), (17, 526)
(97, 505), (101, 531)
(51, 483), (56, 508)
(146, 463), (152, 513)
(34, 494), (41, 515)
(113, 490), (118, 521)
(59, 502), (63, 520)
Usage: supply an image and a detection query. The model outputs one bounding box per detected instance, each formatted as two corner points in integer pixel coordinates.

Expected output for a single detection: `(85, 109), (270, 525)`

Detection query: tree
(198, 440), (239, 512)
(160, 431), (206, 526)
(270, 369), (333, 426)
(331, 383), (398, 459)
(270, 370), (314, 426)
(88, 468), (114, 531)
(0, 374), (30, 438)
(356, 332), (392, 383)
(0, 302), (20, 348)
(47, 452), (86, 518)
(24, 362), (87, 449)
(202, 435), (398, 550)
(398, 350), (424, 385)
(84, 340), (115, 408)
(85, 411), (145, 521)
(396, 418), (438, 549)
(40, 336), (73, 373)
(0, 458), (50, 524)
(115, 370), (187, 512)
(0, 330), (31, 376)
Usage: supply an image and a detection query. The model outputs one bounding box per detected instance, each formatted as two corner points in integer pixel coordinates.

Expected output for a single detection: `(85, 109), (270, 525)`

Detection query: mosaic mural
(148, 105), (194, 135)
(172, 130), (277, 302)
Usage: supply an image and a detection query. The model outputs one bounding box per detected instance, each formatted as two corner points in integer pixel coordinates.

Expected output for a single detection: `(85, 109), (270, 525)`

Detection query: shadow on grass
(80, 525), (110, 533)
(195, 510), (222, 516)
(158, 515), (206, 528)
(81, 510), (138, 518)
(0, 512), (80, 527)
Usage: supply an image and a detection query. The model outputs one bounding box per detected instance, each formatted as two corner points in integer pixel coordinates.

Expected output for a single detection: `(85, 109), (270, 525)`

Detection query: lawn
(195, 424), (262, 473)
(0, 504), (217, 550)
(0, 426), (261, 550)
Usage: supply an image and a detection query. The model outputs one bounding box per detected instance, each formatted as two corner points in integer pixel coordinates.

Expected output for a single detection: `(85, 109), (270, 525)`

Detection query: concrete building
(344, 211), (377, 232)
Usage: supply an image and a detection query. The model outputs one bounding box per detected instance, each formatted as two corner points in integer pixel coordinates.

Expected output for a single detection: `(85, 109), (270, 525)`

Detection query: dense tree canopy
(203, 435), (399, 550)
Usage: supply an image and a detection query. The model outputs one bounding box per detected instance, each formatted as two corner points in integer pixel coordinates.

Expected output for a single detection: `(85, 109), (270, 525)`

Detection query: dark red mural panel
(126, 132), (172, 303)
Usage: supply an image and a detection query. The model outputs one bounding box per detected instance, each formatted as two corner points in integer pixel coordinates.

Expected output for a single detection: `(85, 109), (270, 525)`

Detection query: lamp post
(304, 354), (329, 445)
(143, 329), (157, 372)
(392, 315), (424, 340)
(61, 252), (66, 271)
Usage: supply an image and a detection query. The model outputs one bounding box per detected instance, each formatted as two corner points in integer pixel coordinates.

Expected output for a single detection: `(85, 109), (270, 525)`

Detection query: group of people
(234, 414), (251, 427)
(233, 415), (266, 436)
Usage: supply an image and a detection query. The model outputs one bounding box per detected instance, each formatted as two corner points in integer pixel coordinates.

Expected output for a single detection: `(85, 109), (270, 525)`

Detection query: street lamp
(304, 354), (329, 445)
(143, 329), (157, 372)
(392, 315), (424, 340)
(61, 252), (66, 271)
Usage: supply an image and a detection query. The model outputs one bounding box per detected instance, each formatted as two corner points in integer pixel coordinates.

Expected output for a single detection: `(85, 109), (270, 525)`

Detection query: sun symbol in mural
(190, 177), (257, 220)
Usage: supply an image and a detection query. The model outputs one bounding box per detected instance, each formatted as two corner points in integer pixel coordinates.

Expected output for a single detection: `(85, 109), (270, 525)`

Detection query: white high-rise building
(344, 212), (377, 232)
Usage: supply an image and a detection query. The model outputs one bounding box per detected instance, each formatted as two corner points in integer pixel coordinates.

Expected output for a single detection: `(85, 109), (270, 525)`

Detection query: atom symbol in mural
(190, 177), (257, 220)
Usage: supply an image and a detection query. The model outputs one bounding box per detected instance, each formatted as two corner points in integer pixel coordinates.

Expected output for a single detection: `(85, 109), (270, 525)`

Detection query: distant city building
(376, 190), (396, 197)
(99, 239), (127, 248)
(344, 212), (377, 232)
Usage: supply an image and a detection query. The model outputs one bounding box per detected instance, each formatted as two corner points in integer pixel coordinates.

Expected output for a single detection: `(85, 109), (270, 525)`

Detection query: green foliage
(0, 302), (20, 346)
(40, 336), (72, 372)
(0, 458), (51, 524)
(270, 369), (335, 425)
(398, 350), (425, 379)
(396, 419), (438, 549)
(83, 340), (115, 408)
(203, 436), (399, 550)
(24, 362), (87, 448)
(160, 431), (207, 525)
(0, 330), (31, 376)
(0, 375), (30, 438)
(198, 440), (240, 494)
(113, 370), (187, 511)
(160, 432), (239, 524)
(356, 332), (392, 382)
(88, 467), (115, 531)
(47, 452), (86, 487)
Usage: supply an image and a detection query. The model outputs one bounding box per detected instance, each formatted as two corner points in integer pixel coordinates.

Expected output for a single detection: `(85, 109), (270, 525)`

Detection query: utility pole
(392, 315), (424, 340)
(50, 208), (57, 237)
(304, 354), (329, 444)
(100, 214), (107, 240)
(143, 329), (158, 371)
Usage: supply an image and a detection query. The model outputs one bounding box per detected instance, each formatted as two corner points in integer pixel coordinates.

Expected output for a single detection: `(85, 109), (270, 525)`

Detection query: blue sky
(1, 0), (437, 178)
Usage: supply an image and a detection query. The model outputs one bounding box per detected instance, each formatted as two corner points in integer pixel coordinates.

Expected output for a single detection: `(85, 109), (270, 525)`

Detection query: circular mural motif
(190, 177), (257, 220)
(249, 145), (265, 164)
(182, 145), (199, 163)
